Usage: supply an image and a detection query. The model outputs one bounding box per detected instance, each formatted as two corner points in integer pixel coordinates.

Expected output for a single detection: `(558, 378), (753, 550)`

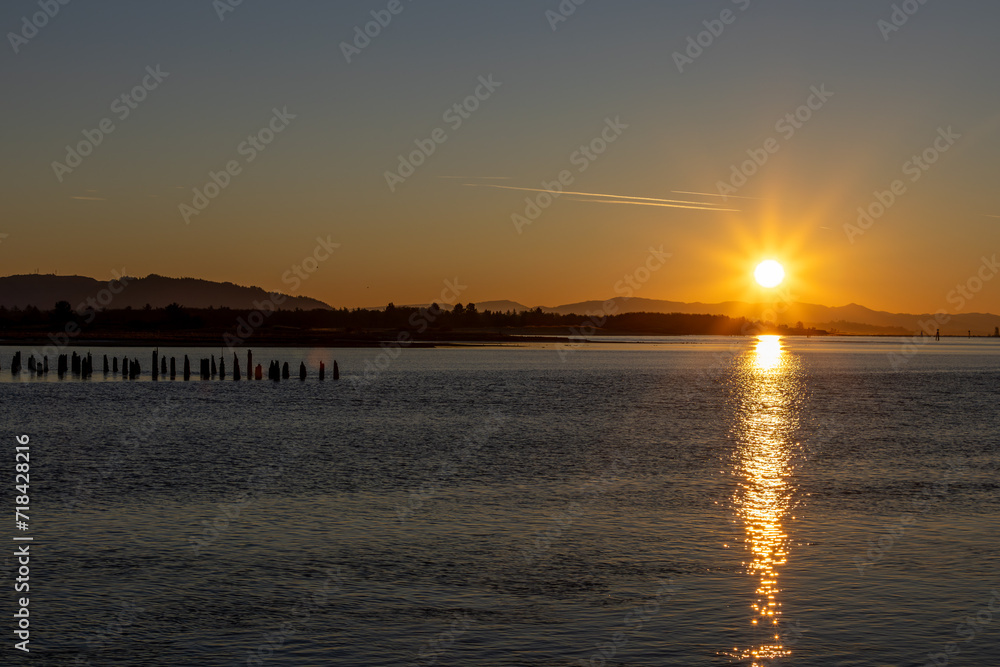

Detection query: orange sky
(2, 2), (998, 314)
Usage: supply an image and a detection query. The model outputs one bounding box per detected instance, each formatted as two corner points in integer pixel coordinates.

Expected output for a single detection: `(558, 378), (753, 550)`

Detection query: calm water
(2, 337), (999, 666)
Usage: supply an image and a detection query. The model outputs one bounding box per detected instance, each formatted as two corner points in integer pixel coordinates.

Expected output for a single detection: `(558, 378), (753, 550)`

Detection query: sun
(754, 260), (785, 288)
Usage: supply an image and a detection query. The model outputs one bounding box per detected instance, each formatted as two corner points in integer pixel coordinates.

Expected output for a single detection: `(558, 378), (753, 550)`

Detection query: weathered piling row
(3, 348), (341, 382)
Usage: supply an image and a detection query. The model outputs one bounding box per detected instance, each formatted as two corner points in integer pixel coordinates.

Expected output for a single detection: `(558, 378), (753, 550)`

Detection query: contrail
(466, 183), (734, 209)
(564, 197), (740, 212)
(672, 190), (766, 200)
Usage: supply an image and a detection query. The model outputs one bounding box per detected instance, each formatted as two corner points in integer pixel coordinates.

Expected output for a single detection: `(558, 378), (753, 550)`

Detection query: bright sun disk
(754, 260), (785, 288)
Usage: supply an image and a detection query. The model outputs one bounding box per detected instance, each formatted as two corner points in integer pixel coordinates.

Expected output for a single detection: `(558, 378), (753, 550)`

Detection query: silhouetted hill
(0, 274), (331, 311)
(451, 296), (999, 335)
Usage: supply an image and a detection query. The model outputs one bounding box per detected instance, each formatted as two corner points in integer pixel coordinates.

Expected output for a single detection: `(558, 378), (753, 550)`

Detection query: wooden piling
(319, 361), (325, 381)
(299, 361), (306, 381)
(333, 360), (339, 380)
(184, 355), (191, 381)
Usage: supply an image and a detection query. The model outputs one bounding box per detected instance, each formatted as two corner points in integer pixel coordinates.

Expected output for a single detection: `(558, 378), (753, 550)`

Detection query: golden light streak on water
(732, 335), (801, 665)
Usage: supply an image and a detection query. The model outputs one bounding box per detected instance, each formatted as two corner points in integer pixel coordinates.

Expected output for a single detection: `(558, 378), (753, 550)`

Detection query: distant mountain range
(466, 297), (1000, 336)
(3, 274), (999, 335)
(0, 274), (331, 311)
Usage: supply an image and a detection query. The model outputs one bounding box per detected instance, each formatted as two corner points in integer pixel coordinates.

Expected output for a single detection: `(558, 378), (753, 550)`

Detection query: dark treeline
(0, 300), (827, 337)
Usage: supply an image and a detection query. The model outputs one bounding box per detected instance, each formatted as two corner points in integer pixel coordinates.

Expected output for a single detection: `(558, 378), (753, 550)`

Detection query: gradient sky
(2, 0), (999, 313)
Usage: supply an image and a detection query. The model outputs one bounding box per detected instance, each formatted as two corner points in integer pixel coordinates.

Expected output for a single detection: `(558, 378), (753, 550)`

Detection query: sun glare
(754, 260), (785, 288)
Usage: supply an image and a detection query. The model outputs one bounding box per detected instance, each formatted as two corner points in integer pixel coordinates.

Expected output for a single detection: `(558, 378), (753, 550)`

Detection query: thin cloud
(983, 214), (1000, 219)
(70, 196), (106, 201)
(466, 183), (734, 210)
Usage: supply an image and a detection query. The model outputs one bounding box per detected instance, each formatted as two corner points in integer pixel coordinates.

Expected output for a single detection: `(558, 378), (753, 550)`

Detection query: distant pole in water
(42, 356), (48, 373)
(282, 361), (289, 380)
(183, 355), (191, 381)
(211, 355), (217, 378)
(200, 358), (210, 380)
(233, 353), (241, 381)
(170, 357), (176, 380)
(161, 356), (167, 376)
(121, 356), (128, 377)
(220, 356), (226, 380)
(299, 361), (306, 381)
(333, 360), (339, 380)
(936, 328), (941, 341)
(247, 350), (253, 380)
(152, 349), (159, 380)
(254, 364), (263, 380)
(104, 355), (110, 374)
(28, 356), (35, 373)
(319, 361), (325, 381)
(112, 356), (117, 374)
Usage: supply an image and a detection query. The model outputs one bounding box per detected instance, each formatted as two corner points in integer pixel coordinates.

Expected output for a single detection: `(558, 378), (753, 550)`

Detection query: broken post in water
(299, 362), (306, 381)
(333, 360), (339, 380)
(103, 355), (109, 374)
(184, 355), (191, 381)
(170, 357), (176, 380)
(319, 361), (325, 381)
(152, 349), (159, 380)
(233, 353), (241, 381)
(220, 356), (226, 380)
(254, 364), (263, 380)
(282, 362), (289, 379)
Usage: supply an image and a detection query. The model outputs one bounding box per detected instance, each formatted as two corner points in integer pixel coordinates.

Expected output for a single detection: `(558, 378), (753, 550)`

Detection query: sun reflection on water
(732, 336), (801, 665)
